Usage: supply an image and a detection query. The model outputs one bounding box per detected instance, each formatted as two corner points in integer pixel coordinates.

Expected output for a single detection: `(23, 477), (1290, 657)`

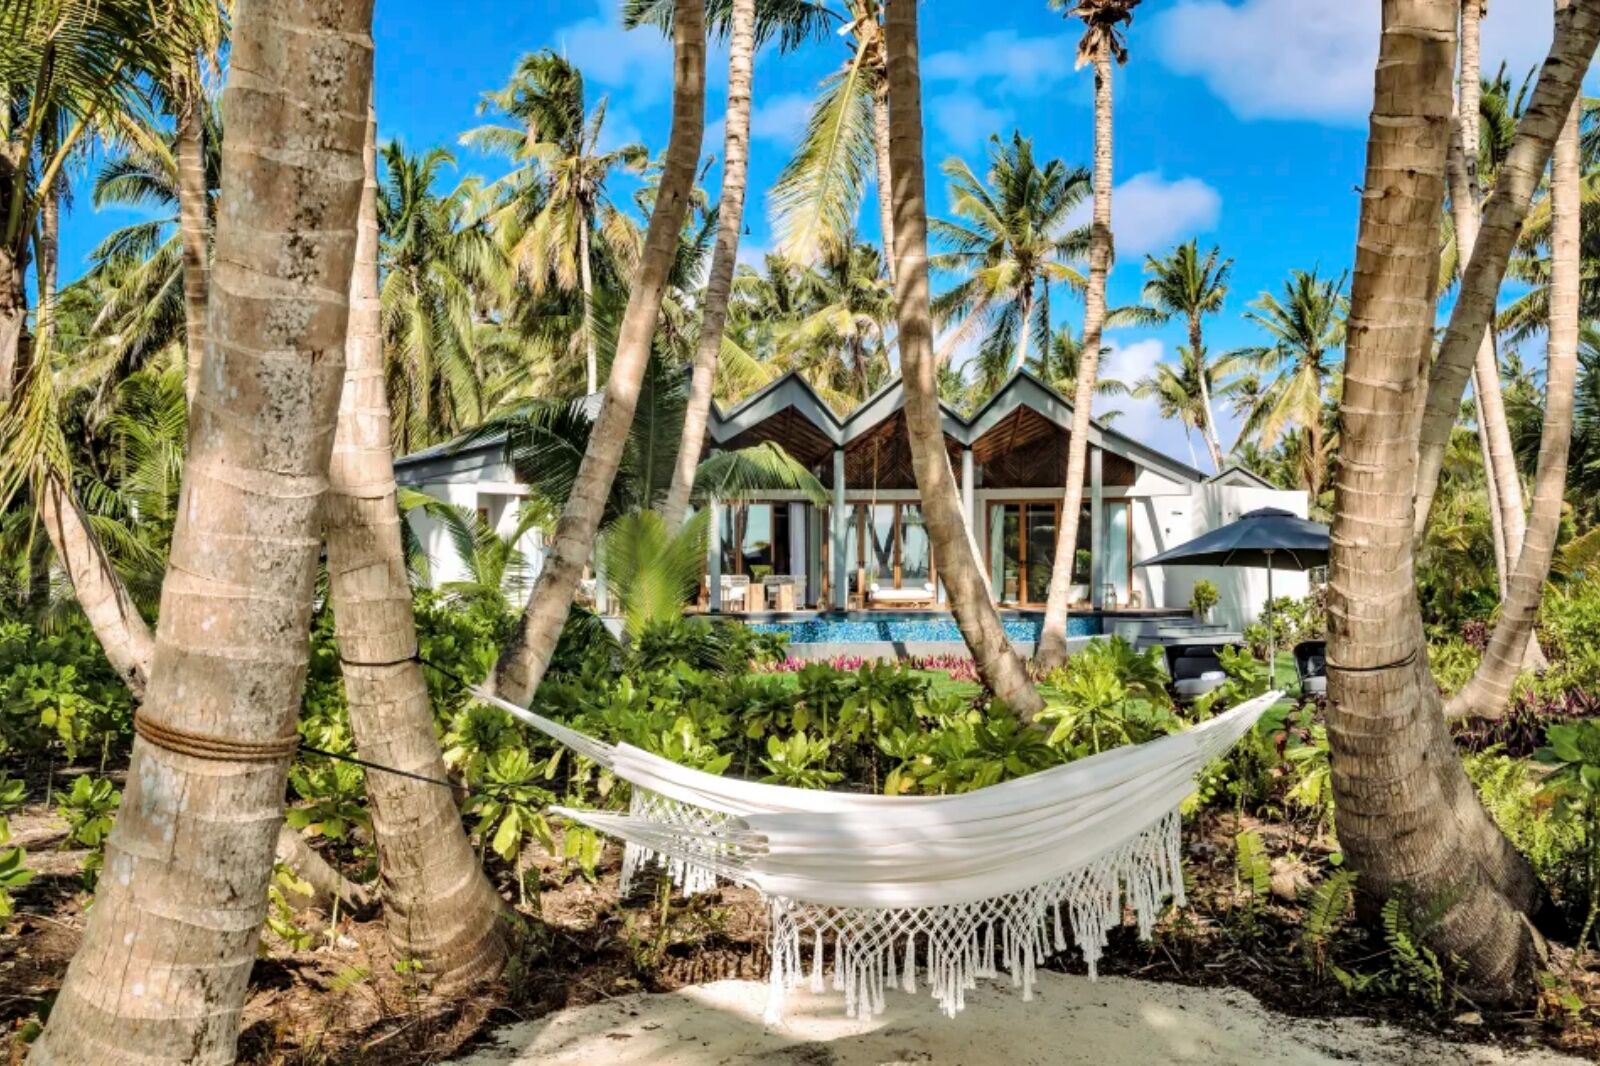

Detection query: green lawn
(768, 651), (1306, 704)
(767, 668), (982, 701)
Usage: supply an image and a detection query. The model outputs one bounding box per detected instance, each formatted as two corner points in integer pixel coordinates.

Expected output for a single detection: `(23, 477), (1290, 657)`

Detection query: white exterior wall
(403, 477), (547, 606)
(1145, 483), (1312, 629)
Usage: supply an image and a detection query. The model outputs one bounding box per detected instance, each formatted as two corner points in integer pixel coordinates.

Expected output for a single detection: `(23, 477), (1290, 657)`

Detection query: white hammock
(472, 686), (1279, 1021)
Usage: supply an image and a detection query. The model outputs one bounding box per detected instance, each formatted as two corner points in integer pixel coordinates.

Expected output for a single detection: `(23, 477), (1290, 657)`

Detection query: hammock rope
(471, 686), (1279, 1020)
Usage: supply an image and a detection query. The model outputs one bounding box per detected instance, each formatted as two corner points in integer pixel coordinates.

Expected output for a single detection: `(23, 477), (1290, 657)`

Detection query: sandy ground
(453, 974), (1588, 1066)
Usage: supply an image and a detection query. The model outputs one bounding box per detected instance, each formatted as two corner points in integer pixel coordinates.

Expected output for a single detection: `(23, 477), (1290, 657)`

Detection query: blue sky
(58, 0), (1565, 467)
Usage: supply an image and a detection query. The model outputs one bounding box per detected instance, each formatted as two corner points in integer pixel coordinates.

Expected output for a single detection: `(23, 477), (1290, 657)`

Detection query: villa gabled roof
(710, 368), (1205, 485)
(397, 368), (1207, 488)
(1204, 464), (1281, 490)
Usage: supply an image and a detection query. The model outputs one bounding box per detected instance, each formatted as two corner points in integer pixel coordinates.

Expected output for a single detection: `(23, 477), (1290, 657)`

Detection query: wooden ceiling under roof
(718, 405), (835, 470)
(970, 408), (1135, 489)
(716, 401), (1138, 493)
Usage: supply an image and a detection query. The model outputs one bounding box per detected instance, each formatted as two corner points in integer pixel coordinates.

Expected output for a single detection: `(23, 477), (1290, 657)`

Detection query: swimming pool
(744, 611), (1101, 645)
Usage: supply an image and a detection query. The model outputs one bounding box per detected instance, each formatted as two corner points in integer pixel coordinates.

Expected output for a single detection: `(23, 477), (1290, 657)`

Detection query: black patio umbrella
(1135, 507), (1329, 684)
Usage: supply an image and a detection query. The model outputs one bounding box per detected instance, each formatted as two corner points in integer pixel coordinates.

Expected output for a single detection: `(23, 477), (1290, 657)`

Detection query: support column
(708, 498), (723, 613)
(807, 506), (823, 607)
(787, 501), (806, 606)
(831, 448), (848, 610)
(1089, 446), (1104, 610)
(961, 446), (980, 558)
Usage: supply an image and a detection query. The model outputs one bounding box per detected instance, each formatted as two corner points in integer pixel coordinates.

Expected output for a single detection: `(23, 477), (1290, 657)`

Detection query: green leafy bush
(0, 620), (133, 764)
(0, 774), (30, 917)
(1189, 580), (1219, 619)
(54, 774), (120, 889)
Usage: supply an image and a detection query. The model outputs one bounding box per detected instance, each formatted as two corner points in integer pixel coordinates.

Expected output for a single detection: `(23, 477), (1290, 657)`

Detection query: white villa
(395, 370), (1309, 632)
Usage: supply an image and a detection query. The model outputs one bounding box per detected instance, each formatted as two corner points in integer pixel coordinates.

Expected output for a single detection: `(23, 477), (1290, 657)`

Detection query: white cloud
(749, 93), (814, 146)
(925, 29), (1084, 98)
(931, 95), (1012, 151)
(1152, 0), (1557, 126)
(1064, 172), (1222, 257)
(554, 5), (674, 106)
(1096, 336), (1213, 468)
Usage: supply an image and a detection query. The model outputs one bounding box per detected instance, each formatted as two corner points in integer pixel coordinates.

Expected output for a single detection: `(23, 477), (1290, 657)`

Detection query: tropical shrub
(0, 620), (134, 764)
(0, 774), (30, 918)
(1038, 639), (1181, 757)
(54, 774), (121, 889)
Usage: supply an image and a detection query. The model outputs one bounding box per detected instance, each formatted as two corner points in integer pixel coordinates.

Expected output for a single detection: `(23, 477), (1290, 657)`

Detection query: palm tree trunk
(175, 59), (212, 406)
(36, 158), (57, 342)
(1445, 7), (1546, 670)
(0, 139), (24, 403)
(1037, 44), (1114, 671)
(1327, 0), (1545, 1003)
(1446, 7), (1581, 720)
(662, 0), (755, 530)
(324, 102), (506, 986)
(883, 0), (1042, 720)
(30, 2), (376, 1059)
(1012, 281), (1034, 373)
(1474, 391), (1509, 593)
(492, 0), (705, 706)
(36, 473), (155, 698)
(579, 216), (598, 394)
(0, 255), (24, 404)
(1189, 319), (1225, 471)
(1411, 0), (1600, 528)
(40, 460), (362, 957)
(873, 79), (895, 286)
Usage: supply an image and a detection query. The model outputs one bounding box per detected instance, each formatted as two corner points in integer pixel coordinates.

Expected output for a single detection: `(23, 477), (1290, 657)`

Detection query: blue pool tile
(746, 612), (1101, 644)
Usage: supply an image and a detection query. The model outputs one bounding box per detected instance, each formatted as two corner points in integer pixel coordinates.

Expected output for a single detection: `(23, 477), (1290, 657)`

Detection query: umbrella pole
(1266, 552), (1275, 688)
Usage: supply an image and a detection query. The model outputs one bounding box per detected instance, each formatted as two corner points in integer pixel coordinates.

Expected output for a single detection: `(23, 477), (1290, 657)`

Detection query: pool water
(745, 611), (1101, 644)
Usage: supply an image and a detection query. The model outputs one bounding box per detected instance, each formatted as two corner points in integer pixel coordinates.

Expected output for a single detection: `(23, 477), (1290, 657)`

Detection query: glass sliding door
(900, 505), (930, 589)
(1104, 500), (1131, 607)
(988, 503), (1022, 603)
(1024, 505), (1057, 604)
(741, 504), (774, 579)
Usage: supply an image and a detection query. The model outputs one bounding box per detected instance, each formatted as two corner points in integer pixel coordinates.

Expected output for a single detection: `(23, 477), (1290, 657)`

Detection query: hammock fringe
(618, 790), (1186, 1023)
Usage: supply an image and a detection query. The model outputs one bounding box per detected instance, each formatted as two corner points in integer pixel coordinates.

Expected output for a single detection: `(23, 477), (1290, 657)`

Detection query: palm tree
(1409, 0), (1596, 553)
(476, 352), (825, 523)
(0, 0), (173, 400)
(1036, 0), (1141, 671)
(463, 50), (648, 393)
(378, 144), (508, 453)
(156, 3), (227, 403)
(780, 237), (896, 405)
(31, 2), (376, 1058)
(323, 107), (506, 989)
(1324, 0), (1596, 1003)
(931, 132), (1089, 396)
(1028, 322), (1128, 406)
(771, 0), (893, 267)
(634, 0), (831, 528)
(1132, 346), (1243, 471)
(1441, 4), (1528, 618)
(882, 0), (1044, 718)
(70, 101), (223, 382)
(1447, 11), (1584, 722)
(1121, 239), (1231, 470)
(490, 0), (707, 707)
(1233, 268), (1346, 497)
(600, 508), (713, 635)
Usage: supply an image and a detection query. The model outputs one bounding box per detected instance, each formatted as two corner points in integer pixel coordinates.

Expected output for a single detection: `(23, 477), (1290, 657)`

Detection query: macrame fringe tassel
(620, 789), (734, 897)
(760, 811), (1185, 1023)
(617, 791), (1188, 1023)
